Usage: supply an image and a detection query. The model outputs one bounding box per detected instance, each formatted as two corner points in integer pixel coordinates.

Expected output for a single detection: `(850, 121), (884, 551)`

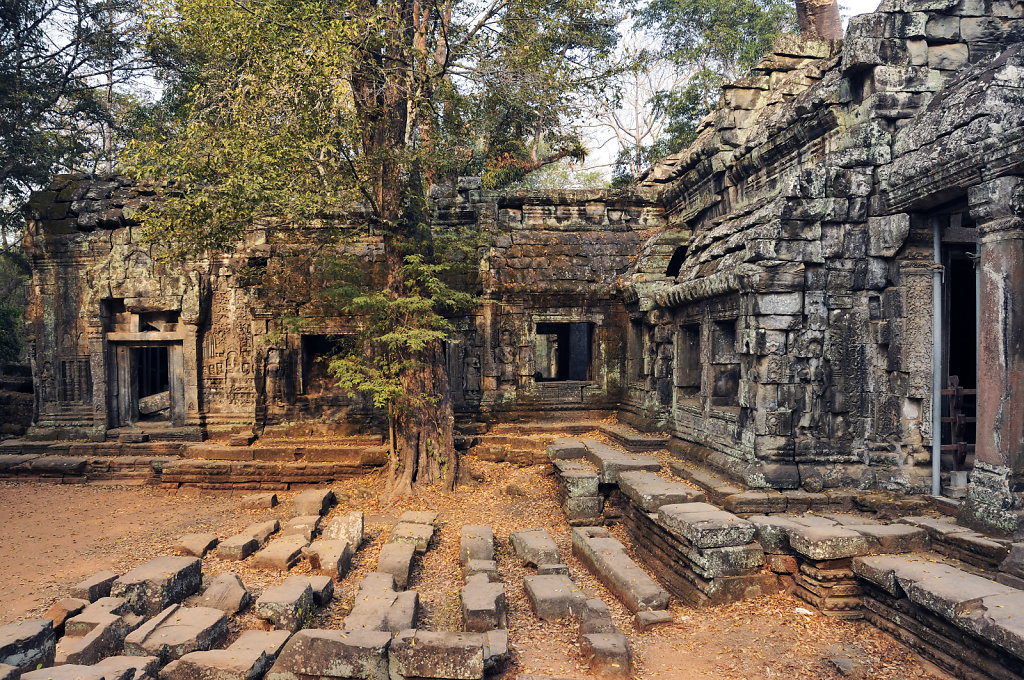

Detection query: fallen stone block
(21, 664), (128, 680)
(397, 511), (437, 526)
(658, 504), (755, 549)
(307, 576), (334, 607)
(580, 632), (631, 679)
(571, 527), (669, 613)
(388, 630), (489, 680)
(388, 523), (434, 554)
(384, 592), (418, 633)
(463, 560), (498, 582)
(55, 611), (136, 665)
(787, 526), (872, 560)
(510, 529), (561, 567)
(264, 629), (390, 680)
(70, 572), (119, 603)
(63, 598), (129, 637)
(0, 664), (17, 680)
(92, 655), (160, 680)
(320, 512), (363, 548)
(537, 564), (569, 576)
(846, 524), (928, 554)
(578, 599), (615, 635)
(178, 534), (219, 558)
(303, 540), (352, 579)
(460, 575), (507, 632)
(634, 610), (673, 632)
(581, 440), (660, 483)
(459, 526), (494, 565)
(240, 493), (278, 509)
(0, 620), (56, 672)
(111, 557), (203, 616)
(377, 544), (415, 590)
(722, 490), (788, 515)
(253, 536), (309, 571)
(342, 574), (398, 632)
(547, 438), (587, 461)
(766, 554), (798, 574)
(123, 605), (227, 663)
(254, 577), (316, 632)
(248, 521), (281, 544)
(45, 599), (88, 638)
(617, 470), (703, 511)
(562, 496), (604, 523)
(281, 516), (322, 542)
(554, 460), (599, 498)
(217, 522), (279, 561)
(200, 574), (251, 616)
(160, 629), (291, 680)
(523, 575), (586, 621)
(293, 489), (334, 517)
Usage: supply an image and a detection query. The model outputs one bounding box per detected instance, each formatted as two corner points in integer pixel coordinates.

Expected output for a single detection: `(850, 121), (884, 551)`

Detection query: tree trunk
(795, 0), (843, 39)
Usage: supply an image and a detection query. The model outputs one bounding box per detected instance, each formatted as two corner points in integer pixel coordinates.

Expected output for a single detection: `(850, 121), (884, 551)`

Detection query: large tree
(127, 0), (625, 494)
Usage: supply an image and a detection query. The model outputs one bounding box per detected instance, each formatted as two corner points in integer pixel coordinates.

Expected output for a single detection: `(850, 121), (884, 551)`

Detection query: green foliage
(0, 249), (29, 363)
(638, 0), (795, 153)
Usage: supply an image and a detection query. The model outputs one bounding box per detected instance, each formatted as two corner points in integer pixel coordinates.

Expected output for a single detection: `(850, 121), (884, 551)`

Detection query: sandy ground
(0, 463), (951, 680)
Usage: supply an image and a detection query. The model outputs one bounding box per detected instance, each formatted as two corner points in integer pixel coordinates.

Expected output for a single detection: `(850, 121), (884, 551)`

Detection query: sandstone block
(292, 489), (334, 517)
(581, 440), (660, 483)
(571, 527), (669, 613)
(384, 592), (418, 633)
(215, 535), (259, 562)
(562, 496), (604, 522)
(617, 471), (702, 512)
(579, 599), (615, 635)
(55, 611), (134, 665)
(537, 564), (569, 576)
(92, 655), (160, 680)
(254, 577), (316, 632)
(178, 534), (218, 558)
(377, 544), (415, 590)
(458, 526), (494, 565)
(343, 574), (398, 632)
(658, 504), (755, 549)
(240, 493), (277, 509)
(460, 575), (507, 632)
(320, 512), (363, 548)
(580, 632), (631, 679)
(554, 460), (599, 498)
(70, 572), (118, 603)
(634, 610), (673, 632)
(846, 524), (928, 553)
(388, 630), (486, 680)
(111, 557), (202, 616)
(397, 511), (437, 526)
(253, 536), (309, 571)
(306, 576), (334, 607)
(304, 540), (352, 579)
(200, 573), (250, 615)
(160, 629), (291, 680)
(0, 620), (56, 671)
(45, 599), (88, 637)
(21, 665), (127, 680)
(280, 516), (322, 542)
(547, 438), (587, 461)
(124, 605), (228, 662)
(510, 529), (561, 567)
(523, 575), (586, 621)
(787, 526), (872, 560)
(388, 523), (434, 554)
(463, 560), (498, 582)
(264, 629), (391, 680)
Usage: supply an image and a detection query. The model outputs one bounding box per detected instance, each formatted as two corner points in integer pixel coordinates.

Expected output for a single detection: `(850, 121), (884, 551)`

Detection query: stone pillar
(960, 177), (1024, 537)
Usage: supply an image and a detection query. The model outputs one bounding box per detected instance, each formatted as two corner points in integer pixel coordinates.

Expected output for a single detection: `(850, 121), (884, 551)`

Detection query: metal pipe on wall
(932, 220), (943, 497)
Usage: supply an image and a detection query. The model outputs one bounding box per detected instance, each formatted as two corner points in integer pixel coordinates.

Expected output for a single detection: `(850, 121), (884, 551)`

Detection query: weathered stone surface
(537, 564), (569, 576)
(264, 629), (391, 680)
(253, 536), (309, 571)
(200, 574), (250, 616)
(748, 515), (802, 554)
(463, 560), (498, 582)
(160, 629), (291, 680)
(254, 577), (316, 632)
(306, 576), (334, 607)
(21, 664), (129, 680)
(388, 631), (487, 680)
(562, 496), (604, 523)
(124, 605), (228, 662)
(383, 592), (418, 633)
(846, 524), (928, 553)
(55, 609), (135, 666)
(280, 516), (322, 542)
(617, 471), (703, 512)
(178, 534), (218, 558)
(460, 575), (507, 632)
(388, 523), (434, 554)
(0, 620), (56, 671)
(342, 574), (398, 632)
(397, 511), (437, 526)
(580, 632), (631, 679)
(45, 599), (88, 638)
(92, 654), (160, 680)
(1000, 542), (1024, 579)
(578, 599), (615, 635)
(581, 440), (660, 483)
(571, 527), (669, 613)
(215, 536), (259, 562)
(658, 504), (756, 549)
(458, 526), (494, 565)
(634, 610), (673, 632)
(111, 557), (202, 616)
(554, 460), (600, 498)
(788, 526), (872, 560)
(304, 540), (352, 579)
(523, 575), (586, 621)
(320, 512), (363, 548)
(240, 493), (278, 509)
(510, 529), (561, 567)
(292, 489), (334, 517)
(547, 438), (587, 461)
(376, 544), (415, 590)
(0, 663), (18, 680)
(70, 572), (119, 603)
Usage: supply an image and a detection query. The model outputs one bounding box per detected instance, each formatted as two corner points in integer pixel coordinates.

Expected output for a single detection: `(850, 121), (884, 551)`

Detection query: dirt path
(0, 466), (950, 680)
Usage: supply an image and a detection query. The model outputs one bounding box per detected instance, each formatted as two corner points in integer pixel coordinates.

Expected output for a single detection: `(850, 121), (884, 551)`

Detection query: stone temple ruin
(6, 0), (1024, 677)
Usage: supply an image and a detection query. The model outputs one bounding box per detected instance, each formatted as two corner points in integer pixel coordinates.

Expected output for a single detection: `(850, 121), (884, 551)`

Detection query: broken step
(254, 576), (318, 632)
(572, 527), (669, 613)
(510, 529), (561, 568)
(217, 521), (280, 561)
(523, 575), (586, 621)
(461, 574), (507, 632)
(161, 629), (292, 680)
(123, 605), (227, 663)
(111, 557), (202, 616)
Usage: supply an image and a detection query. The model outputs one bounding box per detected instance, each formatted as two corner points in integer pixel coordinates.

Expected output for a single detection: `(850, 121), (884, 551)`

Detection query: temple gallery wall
(12, 0), (1024, 539)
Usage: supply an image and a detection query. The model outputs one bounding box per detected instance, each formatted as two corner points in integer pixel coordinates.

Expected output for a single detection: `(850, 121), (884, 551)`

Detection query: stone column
(961, 177), (1024, 537)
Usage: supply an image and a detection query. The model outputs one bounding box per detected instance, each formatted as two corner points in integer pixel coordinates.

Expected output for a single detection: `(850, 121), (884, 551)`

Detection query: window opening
(534, 322), (592, 381)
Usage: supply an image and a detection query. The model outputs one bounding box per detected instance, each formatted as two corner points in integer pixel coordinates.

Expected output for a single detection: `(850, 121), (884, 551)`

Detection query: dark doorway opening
(135, 346), (170, 420)
(302, 335), (348, 395)
(943, 243), (977, 471)
(534, 322), (592, 381)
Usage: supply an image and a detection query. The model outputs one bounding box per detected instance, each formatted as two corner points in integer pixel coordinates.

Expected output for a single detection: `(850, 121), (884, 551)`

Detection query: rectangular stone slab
(0, 619), (56, 671)
(111, 557), (202, 615)
(397, 511), (437, 526)
(254, 577), (316, 632)
(304, 540), (353, 579)
(388, 630), (486, 680)
(787, 526), (872, 560)
(461, 575), (507, 632)
(510, 529), (561, 567)
(161, 629), (292, 680)
(321, 511), (364, 548)
(376, 544), (415, 590)
(280, 516), (322, 541)
(547, 438), (588, 461)
(254, 536), (310, 571)
(123, 605), (227, 662)
(617, 470), (703, 512)
(342, 574), (398, 631)
(389, 523), (434, 554)
(571, 527), (669, 613)
(264, 629), (391, 680)
(293, 489), (334, 516)
(658, 505), (755, 549)
(523, 575), (586, 621)
(70, 572), (118, 603)
(459, 526), (494, 565)
(580, 439), (660, 483)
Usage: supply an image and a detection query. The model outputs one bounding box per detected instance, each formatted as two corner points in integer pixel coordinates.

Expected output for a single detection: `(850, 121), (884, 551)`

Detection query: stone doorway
(109, 342), (185, 427)
(533, 322), (592, 382)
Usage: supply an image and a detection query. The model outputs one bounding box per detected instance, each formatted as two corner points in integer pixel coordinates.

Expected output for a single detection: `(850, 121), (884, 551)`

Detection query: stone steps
(0, 454), (174, 484)
(159, 459), (383, 490)
(181, 442), (387, 465)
